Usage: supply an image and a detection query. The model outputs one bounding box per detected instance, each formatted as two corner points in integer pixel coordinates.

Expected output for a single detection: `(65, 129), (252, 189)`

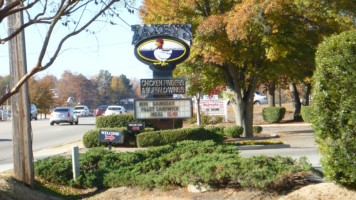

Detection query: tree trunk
(278, 87), (282, 107)
(229, 89), (254, 138)
(301, 82), (311, 106)
(268, 83), (275, 107)
(222, 63), (256, 138)
(289, 83), (302, 121)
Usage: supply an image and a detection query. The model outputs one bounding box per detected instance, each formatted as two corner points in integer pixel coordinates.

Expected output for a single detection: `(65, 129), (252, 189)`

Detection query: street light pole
(7, 1), (34, 188)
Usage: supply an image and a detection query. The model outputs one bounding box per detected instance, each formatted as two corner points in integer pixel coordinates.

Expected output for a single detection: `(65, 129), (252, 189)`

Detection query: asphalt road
(0, 117), (96, 171)
(240, 124), (321, 169)
(0, 118), (320, 172)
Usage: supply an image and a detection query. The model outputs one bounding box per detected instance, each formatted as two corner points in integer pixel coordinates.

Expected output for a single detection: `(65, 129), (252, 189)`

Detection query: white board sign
(199, 99), (227, 115)
(134, 99), (192, 119)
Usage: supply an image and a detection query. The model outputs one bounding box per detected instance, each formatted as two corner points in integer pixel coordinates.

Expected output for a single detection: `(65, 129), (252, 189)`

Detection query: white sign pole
(72, 145), (80, 180)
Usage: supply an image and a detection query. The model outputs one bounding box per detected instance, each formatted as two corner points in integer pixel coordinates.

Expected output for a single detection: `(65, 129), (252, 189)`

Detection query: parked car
(95, 105), (108, 116)
(104, 105), (126, 115)
(254, 91), (268, 105)
(30, 104), (37, 120)
(0, 109), (11, 120)
(73, 105), (89, 117)
(50, 107), (78, 125)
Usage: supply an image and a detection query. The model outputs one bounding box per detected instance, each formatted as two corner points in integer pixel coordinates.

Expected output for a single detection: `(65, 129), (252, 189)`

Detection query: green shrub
(83, 128), (136, 148)
(253, 126), (263, 133)
(223, 126), (243, 138)
(34, 141), (315, 191)
(262, 107), (286, 123)
(312, 29), (356, 189)
(185, 113), (224, 125)
(200, 112), (211, 125)
(74, 147), (113, 188)
(83, 129), (105, 148)
(95, 114), (151, 129)
(34, 156), (72, 185)
(301, 106), (312, 122)
(209, 116), (224, 124)
(136, 127), (224, 147)
(204, 126), (225, 136)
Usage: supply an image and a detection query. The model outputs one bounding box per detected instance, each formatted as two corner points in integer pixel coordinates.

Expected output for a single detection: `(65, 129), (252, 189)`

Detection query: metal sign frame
(134, 98), (192, 120)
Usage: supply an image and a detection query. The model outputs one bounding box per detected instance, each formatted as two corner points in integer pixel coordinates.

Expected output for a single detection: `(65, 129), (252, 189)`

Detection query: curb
(237, 144), (291, 150)
(258, 123), (311, 127)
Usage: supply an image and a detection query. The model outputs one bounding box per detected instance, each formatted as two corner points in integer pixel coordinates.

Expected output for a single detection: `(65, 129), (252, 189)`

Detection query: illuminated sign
(134, 99), (192, 119)
(132, 24), (192, 71)
(141, 79), (185, 95)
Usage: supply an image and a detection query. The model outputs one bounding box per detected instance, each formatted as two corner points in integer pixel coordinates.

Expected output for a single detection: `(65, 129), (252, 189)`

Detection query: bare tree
(0, 0), (136, 104)
(1, 0), (136, 188)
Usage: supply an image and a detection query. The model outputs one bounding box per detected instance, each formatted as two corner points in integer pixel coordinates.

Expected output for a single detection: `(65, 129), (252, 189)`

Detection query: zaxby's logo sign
(131, 24), (192, 71)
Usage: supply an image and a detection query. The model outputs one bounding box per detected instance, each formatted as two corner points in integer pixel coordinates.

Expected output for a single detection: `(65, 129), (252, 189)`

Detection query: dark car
(30, 104), (37, 120)
(95, 105), (108, 116)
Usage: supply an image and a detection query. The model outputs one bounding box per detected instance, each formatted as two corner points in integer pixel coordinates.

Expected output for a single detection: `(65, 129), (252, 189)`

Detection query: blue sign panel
(99, 130), (124, 143)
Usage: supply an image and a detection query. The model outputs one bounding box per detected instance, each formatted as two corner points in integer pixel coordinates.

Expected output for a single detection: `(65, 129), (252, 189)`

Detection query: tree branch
(0, 0), (121, 104)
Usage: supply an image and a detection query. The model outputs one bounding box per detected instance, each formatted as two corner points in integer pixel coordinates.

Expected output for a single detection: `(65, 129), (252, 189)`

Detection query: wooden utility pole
(7, 2), (34, 188)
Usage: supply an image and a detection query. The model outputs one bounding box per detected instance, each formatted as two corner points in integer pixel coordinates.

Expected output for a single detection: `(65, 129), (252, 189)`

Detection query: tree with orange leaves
(140, 0), (352, 137)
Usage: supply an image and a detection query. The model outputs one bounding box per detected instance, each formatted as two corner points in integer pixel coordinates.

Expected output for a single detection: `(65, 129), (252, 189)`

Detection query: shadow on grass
(34, 180), (109, 200)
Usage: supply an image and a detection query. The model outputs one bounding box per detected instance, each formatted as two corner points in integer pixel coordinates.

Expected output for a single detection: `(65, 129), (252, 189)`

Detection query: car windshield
(98, 106), (107, 109)
(74, 107), (85, 110)
(54, 108), (69, 112)
(108, 107), (121, 110)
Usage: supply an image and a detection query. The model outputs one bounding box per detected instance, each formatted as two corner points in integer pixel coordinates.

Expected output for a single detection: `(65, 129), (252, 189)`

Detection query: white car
(254, 91), (268, 105)
(104, 105), (126, 115)
(73, 105), (89, 117)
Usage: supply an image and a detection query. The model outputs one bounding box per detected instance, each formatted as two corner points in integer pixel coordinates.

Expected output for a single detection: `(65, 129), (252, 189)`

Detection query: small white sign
(134, 99), (192, 119)
(199, 99), (227, 115)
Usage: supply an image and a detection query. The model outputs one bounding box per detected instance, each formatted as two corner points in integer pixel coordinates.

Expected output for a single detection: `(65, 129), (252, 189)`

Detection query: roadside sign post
(99, 130), (124, 150)
(127, 122), (145, 146)
(131, 24), (193, 130)
(72, 145), (80, 180)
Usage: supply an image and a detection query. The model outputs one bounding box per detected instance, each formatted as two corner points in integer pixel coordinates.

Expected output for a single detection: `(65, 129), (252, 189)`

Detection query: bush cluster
(253, 126), (263, 133)
(301, 106), (312, 122)
(185, 113), (224, 125)
(312, 29), (356, 188)
(34, 141), (314, 191)
(204, 126), (225, 136)
(136, 127), (224, 147)
(223, 126), (243, 138)
(262, 107), (286, 123)
(83, 128), (137, 148)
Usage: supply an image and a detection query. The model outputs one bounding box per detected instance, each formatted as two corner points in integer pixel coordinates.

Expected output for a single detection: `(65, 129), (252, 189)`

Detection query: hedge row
(34, 141), (314, 190)
(136, 127), (224, 147)
(95, 114), (152, 128)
